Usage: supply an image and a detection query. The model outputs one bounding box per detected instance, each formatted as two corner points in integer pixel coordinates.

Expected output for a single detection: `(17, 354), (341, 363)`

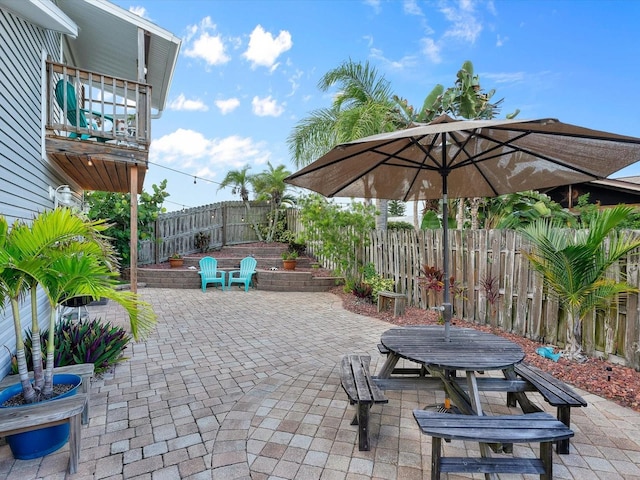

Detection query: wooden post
(130, 165), (138, 294)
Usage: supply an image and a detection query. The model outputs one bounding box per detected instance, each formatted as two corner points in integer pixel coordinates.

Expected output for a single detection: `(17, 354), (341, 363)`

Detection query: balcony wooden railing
(45, 61), (151, 148)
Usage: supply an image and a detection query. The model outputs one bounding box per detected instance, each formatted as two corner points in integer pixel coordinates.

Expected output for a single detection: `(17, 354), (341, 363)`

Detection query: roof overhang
(0, 0), (77, 36)
(55, 0), (181, 114)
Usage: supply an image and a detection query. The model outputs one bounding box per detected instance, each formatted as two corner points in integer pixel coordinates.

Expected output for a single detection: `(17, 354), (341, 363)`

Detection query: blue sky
(112, 0), (640, 212)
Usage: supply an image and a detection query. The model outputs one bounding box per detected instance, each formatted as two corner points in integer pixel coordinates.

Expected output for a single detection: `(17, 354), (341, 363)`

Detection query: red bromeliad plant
(417, 265), (445, 293)
(417, 265), (465, 310)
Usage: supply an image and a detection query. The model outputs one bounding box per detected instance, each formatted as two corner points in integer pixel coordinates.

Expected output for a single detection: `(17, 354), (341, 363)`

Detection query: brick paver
(1, 288), (639, 479)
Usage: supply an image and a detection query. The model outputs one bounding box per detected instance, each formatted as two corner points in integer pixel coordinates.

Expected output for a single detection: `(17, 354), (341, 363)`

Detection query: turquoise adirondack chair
(198, 257), (226, 292)
(54, 79), (113, 142)
(227, 257), (257, 291)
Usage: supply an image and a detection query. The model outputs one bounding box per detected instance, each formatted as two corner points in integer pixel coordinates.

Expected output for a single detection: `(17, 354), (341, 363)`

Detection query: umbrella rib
(402, 134), (444, 202)
(473, 130), (606, 179)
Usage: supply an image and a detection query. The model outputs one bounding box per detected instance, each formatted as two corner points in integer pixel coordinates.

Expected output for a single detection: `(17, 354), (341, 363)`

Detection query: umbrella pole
(442, 135), (452, 342)
(442, 185), (452, 342)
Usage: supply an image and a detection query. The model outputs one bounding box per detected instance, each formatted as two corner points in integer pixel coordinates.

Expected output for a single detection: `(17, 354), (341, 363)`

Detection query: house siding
(0, 9), (65, 376)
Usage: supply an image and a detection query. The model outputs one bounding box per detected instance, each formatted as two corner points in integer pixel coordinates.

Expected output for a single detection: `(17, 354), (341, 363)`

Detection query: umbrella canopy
(285, 114), (640, 340)
(285, 114), (640, 201)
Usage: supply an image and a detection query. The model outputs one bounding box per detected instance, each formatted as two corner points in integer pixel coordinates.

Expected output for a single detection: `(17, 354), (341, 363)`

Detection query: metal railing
(45, 61), (151, 148)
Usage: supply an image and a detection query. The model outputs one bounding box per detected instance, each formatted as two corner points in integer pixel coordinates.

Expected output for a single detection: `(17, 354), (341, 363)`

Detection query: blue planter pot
(0, 373), (82, 459)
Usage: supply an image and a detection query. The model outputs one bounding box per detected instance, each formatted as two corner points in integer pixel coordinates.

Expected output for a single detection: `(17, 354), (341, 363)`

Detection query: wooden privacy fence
(138, 201), (271, 264)
(288, 208), (640, 368)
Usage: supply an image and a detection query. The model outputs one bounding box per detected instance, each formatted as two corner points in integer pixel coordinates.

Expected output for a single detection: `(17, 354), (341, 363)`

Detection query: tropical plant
(281, 250), (298, 261)
(15, 317), (131, 376)
(218, 165), (264, 242)
(396, 61), (520, 230)
(298, 194), (376, 283)
(85, 180), (169, 267)
(481, 191), (576, 229)
(394, 60), (519, 124)
(361, 263), (395, 300)
(252, 162), (294, 242)
(479, 273), (500, 324)
(0, 208), (156, 402)
(288, 59), (404, 230)
(519, 205), (640, 360)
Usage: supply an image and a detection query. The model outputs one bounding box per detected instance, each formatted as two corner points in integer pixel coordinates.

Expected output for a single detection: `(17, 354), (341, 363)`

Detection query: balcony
(45, 61), (151, 193)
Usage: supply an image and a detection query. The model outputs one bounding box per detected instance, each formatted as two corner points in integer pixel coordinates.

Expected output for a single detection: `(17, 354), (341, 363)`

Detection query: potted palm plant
(0, 208), (156, 459)
(281, 250), (298, 270)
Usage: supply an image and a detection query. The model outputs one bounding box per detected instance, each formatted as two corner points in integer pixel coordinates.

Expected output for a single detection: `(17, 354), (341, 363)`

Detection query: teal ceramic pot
(0, 373), (82, 459)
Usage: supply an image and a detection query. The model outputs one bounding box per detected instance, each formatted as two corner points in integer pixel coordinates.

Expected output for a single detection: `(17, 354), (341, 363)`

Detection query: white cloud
(370, 48), (417, 70)
(184, 16), (230, 66)
(440, 1), (483, 43)
(364, 0), (381, 14)
(150, 128), (271, 170)
(420, 38), (441, 63)
(287, 70), (303, 97)
(251, 96), (284, 117)
(129, 6), (148, 18)
(243, 25), (292, 70)
(168, 94), (209, 111)
(483, 71), (526, 84)
(496, 34), (508, 47)
(403, 0), (423, 16)
(215, 98), (240, 114)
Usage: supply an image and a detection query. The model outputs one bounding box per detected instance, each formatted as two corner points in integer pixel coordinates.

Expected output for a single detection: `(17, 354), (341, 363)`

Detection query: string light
(145, 160), (261, 202)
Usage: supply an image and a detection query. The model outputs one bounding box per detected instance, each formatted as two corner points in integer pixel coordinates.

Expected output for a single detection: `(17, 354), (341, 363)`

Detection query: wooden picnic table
(378, 325), (526, 480)
(378, 325), (524, 413)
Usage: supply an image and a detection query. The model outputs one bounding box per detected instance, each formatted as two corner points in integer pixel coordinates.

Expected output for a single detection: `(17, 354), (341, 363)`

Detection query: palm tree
(218, 166), (263, 242)
(519, 205), (640, 360)
(251, 162), (293, 242)
(396, 61), (519, 229)
(288, 59), (403, 230)
(0, 209), (156, 401)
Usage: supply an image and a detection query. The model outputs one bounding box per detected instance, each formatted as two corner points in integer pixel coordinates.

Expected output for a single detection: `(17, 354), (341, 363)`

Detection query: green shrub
(367, 276), (396, 299)
(14, 317), (131, 375)
(362, 262), (395, 300)
(387, 221), (415, 230)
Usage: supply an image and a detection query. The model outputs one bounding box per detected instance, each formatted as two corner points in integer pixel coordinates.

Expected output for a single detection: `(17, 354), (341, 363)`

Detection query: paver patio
(1, 288), (639, 479)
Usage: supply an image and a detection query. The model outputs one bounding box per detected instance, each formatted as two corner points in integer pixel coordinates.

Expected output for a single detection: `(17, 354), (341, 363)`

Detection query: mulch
(332, 287), (640, 413)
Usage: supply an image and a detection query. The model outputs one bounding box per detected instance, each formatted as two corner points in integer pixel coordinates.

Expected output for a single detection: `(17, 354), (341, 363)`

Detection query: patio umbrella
(285, 114), (640, 340)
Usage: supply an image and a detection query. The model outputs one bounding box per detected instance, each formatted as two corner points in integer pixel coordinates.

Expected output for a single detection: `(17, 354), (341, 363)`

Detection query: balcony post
(130, 165), (138, 294)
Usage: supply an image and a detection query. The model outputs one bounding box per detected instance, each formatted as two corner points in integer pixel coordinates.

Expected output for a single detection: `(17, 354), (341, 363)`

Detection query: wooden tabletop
(380, 325), (524, 371)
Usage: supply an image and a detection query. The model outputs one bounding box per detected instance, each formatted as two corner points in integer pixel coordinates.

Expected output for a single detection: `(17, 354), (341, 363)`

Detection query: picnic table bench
(413, 410), (574, 480)
(377, 291), (406, 317)
(339, 354), (388, 451)
(506, 362), (587, 453)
